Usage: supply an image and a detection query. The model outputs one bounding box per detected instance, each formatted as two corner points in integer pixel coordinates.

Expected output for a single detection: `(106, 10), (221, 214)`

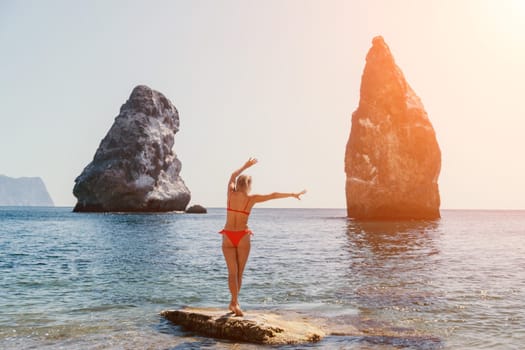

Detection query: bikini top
(227, 196), (251, 216)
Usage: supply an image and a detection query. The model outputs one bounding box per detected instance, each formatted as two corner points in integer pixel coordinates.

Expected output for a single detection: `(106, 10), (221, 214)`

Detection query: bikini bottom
(219, 229), (252, 247)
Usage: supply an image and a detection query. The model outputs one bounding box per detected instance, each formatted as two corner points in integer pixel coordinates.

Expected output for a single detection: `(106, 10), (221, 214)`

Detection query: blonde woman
(220, 157), (306, 316)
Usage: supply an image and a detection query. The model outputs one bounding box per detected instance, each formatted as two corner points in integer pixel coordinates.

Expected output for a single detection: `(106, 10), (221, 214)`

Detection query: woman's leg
(222, 239), (242, 315)
(236, 234), (251, 293)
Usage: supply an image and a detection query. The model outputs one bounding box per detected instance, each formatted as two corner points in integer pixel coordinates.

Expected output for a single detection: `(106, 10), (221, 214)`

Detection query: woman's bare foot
(229, 303), (244, 316)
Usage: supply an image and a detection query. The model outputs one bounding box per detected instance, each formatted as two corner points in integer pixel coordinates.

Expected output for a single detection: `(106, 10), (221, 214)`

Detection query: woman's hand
(230, 158), (257, 190)
(243, 157), (258, 169)
(293, 190), (307, 200)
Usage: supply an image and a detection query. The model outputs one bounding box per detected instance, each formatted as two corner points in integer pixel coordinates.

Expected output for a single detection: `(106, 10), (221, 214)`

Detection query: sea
(0, 207), (524, 350)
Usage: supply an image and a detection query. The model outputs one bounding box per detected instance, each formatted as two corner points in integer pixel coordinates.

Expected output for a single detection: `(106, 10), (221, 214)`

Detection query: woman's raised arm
(228, 157), (258, 192)
(251, 190), (306, 203)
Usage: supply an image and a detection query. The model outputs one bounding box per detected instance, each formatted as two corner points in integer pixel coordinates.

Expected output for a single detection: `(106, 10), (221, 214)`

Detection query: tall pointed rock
(73, 85), (191, 212)
(345, 36), (441, 220)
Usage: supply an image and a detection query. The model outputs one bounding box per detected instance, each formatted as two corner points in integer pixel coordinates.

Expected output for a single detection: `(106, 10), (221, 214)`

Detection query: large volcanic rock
(345, 36), (441, 220)
(73, 85), (191, 212)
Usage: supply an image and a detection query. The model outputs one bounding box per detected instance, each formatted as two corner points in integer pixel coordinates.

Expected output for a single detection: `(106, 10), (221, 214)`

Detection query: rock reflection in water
(332, 219), (444, 345)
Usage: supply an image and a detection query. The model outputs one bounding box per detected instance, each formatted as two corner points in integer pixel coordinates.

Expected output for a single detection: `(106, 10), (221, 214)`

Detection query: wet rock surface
(160, 307), (325, 345)
(160, 307), (442, 347)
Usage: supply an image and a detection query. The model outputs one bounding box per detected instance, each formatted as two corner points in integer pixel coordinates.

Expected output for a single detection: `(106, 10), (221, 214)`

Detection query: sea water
(0, 207), (524, 349)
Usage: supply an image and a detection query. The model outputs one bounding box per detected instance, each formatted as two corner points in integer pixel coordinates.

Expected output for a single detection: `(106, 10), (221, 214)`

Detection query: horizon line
(3, 206), (525, 212)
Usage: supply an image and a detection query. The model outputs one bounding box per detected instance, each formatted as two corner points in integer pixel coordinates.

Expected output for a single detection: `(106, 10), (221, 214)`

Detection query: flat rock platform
(160, 307), (325, 345)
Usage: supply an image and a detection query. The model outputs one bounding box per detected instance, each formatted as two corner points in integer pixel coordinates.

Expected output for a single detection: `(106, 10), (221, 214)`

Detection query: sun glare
(472, 0), (525, 54)
(484, 0), (525, 33)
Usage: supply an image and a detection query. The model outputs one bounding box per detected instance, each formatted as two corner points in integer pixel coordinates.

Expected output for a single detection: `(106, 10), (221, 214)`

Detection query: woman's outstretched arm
(228, 157), (258, 192)
(251, 190), (307, 203)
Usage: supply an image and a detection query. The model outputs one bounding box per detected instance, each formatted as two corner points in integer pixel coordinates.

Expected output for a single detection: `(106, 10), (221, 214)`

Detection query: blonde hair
(235, 175), (252, 193)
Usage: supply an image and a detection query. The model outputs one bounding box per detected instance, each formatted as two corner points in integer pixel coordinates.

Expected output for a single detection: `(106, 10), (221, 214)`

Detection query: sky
(1, 0), (525, 209)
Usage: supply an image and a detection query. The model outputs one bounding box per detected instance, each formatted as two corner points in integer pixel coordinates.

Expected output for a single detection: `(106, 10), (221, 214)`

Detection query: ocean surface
(1, 207), (524, 349)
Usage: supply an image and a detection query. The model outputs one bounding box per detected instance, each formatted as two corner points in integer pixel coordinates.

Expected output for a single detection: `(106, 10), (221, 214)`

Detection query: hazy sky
(1, 0), (524, 209)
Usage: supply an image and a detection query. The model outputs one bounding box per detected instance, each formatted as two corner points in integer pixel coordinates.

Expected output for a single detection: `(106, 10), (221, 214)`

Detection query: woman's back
(224, 192), (252, 231)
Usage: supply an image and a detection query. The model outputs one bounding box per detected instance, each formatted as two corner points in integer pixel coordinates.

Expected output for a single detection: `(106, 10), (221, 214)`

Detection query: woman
(220, 157), (306, 316)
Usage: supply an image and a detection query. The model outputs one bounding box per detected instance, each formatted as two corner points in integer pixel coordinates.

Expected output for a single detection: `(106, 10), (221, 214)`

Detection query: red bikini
(220, 197), (252, 247)
(226, 196), (251, 216)
(219, 229), (252, 247)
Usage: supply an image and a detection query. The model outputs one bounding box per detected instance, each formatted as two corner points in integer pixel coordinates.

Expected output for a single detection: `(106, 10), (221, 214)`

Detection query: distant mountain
(0, 175), (54, 206)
